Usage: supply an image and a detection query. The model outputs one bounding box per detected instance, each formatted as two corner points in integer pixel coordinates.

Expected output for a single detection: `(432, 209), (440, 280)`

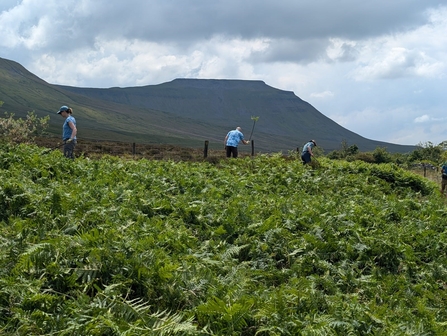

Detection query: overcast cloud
(1, 0), (446, 146)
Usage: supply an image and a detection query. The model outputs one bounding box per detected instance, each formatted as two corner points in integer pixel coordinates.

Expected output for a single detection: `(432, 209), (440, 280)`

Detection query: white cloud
(326, 38), (359, 62)
(328, 106), (445, 145)
(1, 1), (447, 146)
(414, 114), (447, 123)
(310, 91), (334, 99)
(352, 46), (445, 81)
(349, 7), (447, 82)
(31, 36), (270, 87)
(414, 115), (431, 123)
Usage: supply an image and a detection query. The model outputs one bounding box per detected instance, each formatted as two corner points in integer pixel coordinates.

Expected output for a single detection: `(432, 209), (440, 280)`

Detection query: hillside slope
(1, 57), (415, 152)
(0, 58), (222, 147)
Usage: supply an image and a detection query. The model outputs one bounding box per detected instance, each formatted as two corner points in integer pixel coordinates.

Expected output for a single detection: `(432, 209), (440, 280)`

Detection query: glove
(246, 140), (250, 144)
(66, 138), (72, 143)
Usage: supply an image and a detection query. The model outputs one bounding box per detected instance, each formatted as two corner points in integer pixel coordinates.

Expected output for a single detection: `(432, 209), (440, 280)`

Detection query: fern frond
(13, 242), (53, 274)
(74, 267), (99, 284)
(221, 244), (249, 260)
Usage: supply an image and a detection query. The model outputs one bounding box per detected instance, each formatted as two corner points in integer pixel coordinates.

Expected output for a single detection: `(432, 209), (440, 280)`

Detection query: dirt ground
(34, 136), (234, 162)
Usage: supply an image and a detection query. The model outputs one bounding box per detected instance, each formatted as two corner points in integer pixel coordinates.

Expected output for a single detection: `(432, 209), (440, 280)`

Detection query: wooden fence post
(132, 142), (136, 156)
(251, 140), (254, 156)
(204, 140), (209, 158)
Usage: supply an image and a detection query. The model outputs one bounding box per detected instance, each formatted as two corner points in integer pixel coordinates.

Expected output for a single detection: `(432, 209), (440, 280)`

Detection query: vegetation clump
(0, 102), (49, 144)
(1, 143), (446, 335)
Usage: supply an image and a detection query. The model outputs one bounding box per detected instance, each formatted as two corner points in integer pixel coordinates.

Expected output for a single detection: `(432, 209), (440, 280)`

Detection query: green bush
(349, 152), (375, 163)
(0, 102), (49, 144)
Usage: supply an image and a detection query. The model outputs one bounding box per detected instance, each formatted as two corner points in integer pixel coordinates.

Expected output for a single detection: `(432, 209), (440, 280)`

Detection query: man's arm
(308, 146), (313, 156)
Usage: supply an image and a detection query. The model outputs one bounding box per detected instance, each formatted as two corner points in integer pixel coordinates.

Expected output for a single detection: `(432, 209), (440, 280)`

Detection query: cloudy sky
(1, 0), (446, 146)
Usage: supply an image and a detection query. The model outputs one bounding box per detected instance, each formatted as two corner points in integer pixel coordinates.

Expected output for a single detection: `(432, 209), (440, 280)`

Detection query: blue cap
(57, 105), (69, 114)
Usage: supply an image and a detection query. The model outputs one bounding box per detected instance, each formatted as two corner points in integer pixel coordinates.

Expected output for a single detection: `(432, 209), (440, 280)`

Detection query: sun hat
(57, 106), (69, 114)
(311, 140), (317, 146)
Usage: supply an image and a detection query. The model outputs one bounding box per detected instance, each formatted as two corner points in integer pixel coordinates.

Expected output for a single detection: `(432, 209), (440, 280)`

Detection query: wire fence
(35, 137), (257, 162)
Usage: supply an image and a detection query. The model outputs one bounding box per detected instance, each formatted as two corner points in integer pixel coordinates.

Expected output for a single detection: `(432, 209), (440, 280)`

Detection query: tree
(347, 144), (359, 155)
(326, 140), (358, 160)
(372, 147), (392, 164)
(437, 140), (447, 151)
(408, 141), (442, 164)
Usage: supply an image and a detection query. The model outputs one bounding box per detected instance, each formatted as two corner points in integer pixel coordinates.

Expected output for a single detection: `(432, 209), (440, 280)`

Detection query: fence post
(204, 140), (209, 158)
(251, 140), (254, 156)
(132, 142), (136, 156)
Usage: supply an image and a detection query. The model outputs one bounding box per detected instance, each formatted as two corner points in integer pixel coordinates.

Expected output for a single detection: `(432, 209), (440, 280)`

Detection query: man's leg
(301, 152), (310, 165)
(232, 147), (238, 158)
(226, 146), (232, 158)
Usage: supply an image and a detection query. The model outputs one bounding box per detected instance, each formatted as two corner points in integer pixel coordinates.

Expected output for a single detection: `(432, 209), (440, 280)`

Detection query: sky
(1, 0), (446, 146)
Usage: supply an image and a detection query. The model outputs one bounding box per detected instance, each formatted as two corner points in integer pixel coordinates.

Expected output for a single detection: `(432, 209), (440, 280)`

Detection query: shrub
(373, 146), (393, 163)
(0, 102), (49, 144)
(352, 152), (375, 163)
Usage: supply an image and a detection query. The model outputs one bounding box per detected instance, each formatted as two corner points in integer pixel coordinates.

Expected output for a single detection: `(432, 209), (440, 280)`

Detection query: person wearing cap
(301, 140), (317, 165)
(441, 162), (447, 196)
(57, 105), (77, 159)
(224, 126), (250, 158)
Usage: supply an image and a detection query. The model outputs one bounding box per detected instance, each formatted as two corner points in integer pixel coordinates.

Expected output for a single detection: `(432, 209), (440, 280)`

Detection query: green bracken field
(1, 142), (447, 335)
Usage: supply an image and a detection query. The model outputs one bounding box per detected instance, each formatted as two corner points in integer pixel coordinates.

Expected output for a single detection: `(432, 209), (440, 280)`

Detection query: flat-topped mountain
(0, 57), (415, 153)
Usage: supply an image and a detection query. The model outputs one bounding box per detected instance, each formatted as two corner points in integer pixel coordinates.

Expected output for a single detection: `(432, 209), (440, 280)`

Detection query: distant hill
(0, 57), (415, 153)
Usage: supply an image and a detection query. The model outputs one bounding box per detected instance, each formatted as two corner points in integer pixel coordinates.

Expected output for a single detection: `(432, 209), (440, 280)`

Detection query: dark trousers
(301, 152), (311, 164)
(226, 146), (238, 158)
(63, 140), (76, 159)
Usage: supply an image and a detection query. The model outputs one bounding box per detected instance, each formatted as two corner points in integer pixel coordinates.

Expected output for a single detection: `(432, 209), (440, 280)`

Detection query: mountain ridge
(0, 57), (415, 153)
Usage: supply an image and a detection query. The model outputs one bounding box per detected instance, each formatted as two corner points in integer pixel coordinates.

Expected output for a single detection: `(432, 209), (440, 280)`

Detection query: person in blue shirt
(57, 105), (77, 159)
(224, 126), (250, 158)
(441, 162), (447, 196)
(301, 140), (317, 165)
